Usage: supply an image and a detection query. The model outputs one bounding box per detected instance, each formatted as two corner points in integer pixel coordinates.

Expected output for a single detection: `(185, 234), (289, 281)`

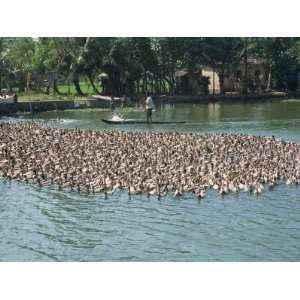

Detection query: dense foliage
(0, 37), (300, 97)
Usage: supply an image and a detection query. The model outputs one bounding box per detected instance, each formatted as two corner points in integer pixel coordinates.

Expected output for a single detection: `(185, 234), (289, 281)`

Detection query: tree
(0, 38), (10, 90)
(201, 38), (242, 94)
(152, 37), (186, 95)
(239, 38), (258, 93)
(1, 37), (299, 97)
(256, 37), (298, 91)
(1, 38), (35, 92)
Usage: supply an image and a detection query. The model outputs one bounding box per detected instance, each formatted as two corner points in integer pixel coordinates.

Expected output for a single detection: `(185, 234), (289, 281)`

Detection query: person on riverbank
(145, 93), (154, 123)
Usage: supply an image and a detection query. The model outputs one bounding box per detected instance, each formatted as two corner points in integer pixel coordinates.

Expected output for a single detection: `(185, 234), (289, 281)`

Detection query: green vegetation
(17, 81), (99, 101)
(58, 82), (101, 95)
(1, 37), (300, 99)
(18, 93), (86, 102)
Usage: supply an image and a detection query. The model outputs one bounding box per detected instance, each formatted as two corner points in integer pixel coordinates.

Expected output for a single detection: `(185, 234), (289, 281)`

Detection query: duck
(1, 121), (299, 200)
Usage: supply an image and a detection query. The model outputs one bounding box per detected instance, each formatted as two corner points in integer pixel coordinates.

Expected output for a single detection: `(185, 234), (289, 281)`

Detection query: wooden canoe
(102, 119), (186, 125)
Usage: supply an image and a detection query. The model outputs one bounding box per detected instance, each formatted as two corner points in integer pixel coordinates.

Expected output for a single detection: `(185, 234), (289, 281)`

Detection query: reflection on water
(19, 99), (300, 141)
(1, 99), (300, 261)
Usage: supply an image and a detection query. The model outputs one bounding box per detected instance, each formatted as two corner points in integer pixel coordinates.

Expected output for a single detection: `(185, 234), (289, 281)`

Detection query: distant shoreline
(1, 93), (300, 116)
(155, 92), (297, 103)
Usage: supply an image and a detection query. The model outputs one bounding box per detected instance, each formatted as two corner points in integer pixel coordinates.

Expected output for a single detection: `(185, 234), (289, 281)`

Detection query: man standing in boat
(145, 93), (154, 124)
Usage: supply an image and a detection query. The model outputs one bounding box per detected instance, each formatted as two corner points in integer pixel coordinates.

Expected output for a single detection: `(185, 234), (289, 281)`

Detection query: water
(1, 99), (300, 261)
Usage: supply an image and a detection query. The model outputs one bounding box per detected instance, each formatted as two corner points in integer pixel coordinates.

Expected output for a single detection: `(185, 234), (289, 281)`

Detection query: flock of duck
(1, 121), (300, 199)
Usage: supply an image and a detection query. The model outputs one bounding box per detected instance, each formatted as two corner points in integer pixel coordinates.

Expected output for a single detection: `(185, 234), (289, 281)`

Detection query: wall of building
(201, 64), (267, 94)
(202, 68), (220, 94)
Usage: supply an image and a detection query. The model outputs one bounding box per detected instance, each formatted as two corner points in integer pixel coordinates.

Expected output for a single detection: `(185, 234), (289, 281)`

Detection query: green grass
(18, 94), (86, 102)
(63, 108), (110, 112)
(18, 82), (102, 102)
(58, 82), (102, 94)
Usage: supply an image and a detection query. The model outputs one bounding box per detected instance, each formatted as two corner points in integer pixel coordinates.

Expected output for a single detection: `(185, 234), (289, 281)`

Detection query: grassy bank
(18, 81), (101, 102)
(18, 93), (86, 102)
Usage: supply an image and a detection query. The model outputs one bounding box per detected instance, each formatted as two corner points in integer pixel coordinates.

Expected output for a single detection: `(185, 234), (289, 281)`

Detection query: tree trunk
(165, 77), (173, 95)
(143, 76), (147, 94)
(266, 65), (272, 91)
(162, 80), (166, 94)
(159, 79), (163, 94)
(219, 70), (225, 95)
(45, 81), (51, 94)
(68, 80), (71, 95)
(53, 79), (62, 95)
(171, 73), (176, 95)
(212, 69), (215, 95)
(88, 74), (100, 94)
(154, 78), (159, 95)
(73, 76), (84, 96)
(151, 79), (154, 94)
(157, 79), (160, 94)
(242, 51), (248, 94)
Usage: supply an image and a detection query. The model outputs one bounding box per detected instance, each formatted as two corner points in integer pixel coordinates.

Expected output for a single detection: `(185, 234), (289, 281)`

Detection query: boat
(102, 119), (186, 124)
(0, 95), (15, 104)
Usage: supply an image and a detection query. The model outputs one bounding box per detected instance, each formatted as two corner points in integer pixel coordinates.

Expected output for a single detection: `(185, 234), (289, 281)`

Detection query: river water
(1, 99), (300, 261)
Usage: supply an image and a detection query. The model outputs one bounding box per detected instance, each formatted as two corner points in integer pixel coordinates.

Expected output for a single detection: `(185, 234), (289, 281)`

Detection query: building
(175, 58), (267, 95)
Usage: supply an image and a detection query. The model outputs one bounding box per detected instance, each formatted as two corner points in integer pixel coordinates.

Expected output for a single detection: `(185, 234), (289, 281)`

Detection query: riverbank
(0, 99), (115, 116)
(0, 100), (76, 116)
(1, 93), (299, 116)
(155, 92), (294, 103)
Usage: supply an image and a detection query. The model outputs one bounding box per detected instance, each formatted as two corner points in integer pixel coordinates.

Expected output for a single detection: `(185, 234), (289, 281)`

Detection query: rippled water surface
(1, 99), (300, 261)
